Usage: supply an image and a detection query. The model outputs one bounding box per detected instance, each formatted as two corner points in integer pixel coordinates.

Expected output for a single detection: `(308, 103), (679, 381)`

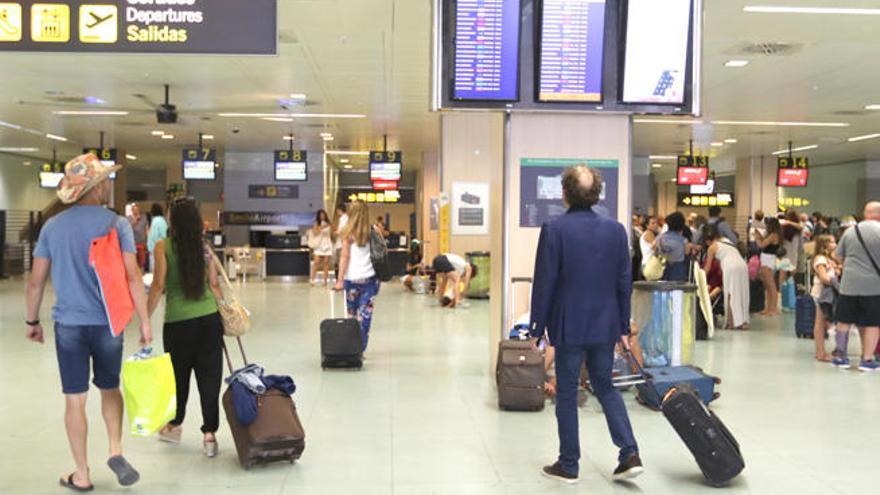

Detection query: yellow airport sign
(31, 3), (69, 42)
(0, 3), (22, 42)
(79, 4), (117, 44)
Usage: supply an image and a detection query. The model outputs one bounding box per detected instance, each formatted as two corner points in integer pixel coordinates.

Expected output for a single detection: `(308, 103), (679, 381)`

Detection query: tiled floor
(1, 277), (876, 494)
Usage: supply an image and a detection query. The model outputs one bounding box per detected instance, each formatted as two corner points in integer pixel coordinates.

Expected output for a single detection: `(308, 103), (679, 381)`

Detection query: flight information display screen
(452, 0), (521, 101)
(537, 0), (606, 102)
(183, 161), (216, 180)
(622, 0), (691, 104)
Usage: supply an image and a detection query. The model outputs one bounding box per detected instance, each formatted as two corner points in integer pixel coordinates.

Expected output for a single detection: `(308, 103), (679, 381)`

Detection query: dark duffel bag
(749, 280), (765, 313)
(661, 383), (745, 487)
(496, 339), (545, 411)
(222, 338), (305, 470)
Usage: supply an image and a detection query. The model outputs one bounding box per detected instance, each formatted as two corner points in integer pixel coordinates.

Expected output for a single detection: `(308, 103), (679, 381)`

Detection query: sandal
(158, 425), (182, 444)
(107, 455), (140, 487)
(59, 473), (94, 492)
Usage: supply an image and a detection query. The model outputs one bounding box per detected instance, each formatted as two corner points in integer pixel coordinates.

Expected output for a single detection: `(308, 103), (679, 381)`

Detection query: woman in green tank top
(147, 198), (224, 458)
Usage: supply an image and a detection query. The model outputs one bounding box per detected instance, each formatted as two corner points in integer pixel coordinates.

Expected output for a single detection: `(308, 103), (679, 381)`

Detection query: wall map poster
(451, 181), (489, 235)
(520, 158), (618, 227)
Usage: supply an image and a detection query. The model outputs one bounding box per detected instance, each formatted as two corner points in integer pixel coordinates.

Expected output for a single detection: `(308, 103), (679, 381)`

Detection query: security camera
(232, 127), (241, 134)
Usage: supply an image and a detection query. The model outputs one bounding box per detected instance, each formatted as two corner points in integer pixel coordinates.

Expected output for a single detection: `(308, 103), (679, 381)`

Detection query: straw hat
(56, 153), (122, 204)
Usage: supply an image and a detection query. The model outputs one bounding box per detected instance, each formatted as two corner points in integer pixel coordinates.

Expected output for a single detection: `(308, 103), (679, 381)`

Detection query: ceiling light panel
(724, 138), (738, 144)
(648, 155), (677, 160)
(772, 144), (818, 155)
(46, 133), (68, 142)
(847, 133), (880, 142)
(724, 60), (749, 67)
(218, 113), (366, 119)
(53, 110), (129, 116)
(161, 134), (175, 140)
(713, 120), (849, 127)
(151, 130), (165, 136)
(0, 147), (39, 152)
(202, 134), (214, 140)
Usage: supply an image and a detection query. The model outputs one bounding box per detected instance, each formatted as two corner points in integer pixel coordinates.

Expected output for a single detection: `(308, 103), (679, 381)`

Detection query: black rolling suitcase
(320, 291), (363, 369)
(662, 384), (744, 487)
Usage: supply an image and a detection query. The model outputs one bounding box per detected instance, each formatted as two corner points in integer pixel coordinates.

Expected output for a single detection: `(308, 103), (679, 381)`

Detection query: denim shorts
(54, 323), (124, 394)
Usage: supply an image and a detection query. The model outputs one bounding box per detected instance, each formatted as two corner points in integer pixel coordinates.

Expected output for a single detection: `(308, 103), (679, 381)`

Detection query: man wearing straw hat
(25, 153), (152, 491)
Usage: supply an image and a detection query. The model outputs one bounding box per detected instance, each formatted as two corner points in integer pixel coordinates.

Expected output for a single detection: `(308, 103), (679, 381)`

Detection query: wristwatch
(25, 320), (39, 326)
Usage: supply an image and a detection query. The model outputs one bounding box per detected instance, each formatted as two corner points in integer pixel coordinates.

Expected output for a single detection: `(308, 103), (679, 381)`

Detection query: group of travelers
(24, 153), (389, 491)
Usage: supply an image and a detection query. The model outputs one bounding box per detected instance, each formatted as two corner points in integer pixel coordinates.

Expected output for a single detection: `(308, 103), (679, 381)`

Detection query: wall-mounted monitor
(274, 150), (308, 181)
(677, 165), (708, 186)
(777, 168), (809, 187)
(689, 178), (715, 194)
(369, 151), (403, 181)
(621, 0), (692, 105)
(182, 148), (217, 180)
(39, 171), (64, 189)
(451, 0), (522, 101)
(537, 0), (607, 103)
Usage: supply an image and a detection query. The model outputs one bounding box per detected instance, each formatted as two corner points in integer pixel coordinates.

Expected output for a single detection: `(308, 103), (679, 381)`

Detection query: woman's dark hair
(782, 209), (801, 241)
(562, 165), (603, 209)
(150, 203), (164, 218)
(665, 211), (686, 232)
(765, 217), (782, 237)
(642, 216), (656, 230)
(315, 209), (329, 224)
(169, 198), (206, 301)
(702, 224), (721, 243)
(336, 203), (346, 214)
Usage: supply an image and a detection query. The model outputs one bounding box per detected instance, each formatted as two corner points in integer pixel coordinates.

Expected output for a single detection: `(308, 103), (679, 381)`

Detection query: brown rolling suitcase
(496, 277), (546, 411)
(222, 337), (305, 470)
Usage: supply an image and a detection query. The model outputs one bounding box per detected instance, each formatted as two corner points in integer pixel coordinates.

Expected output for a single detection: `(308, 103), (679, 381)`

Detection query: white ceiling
(0, 0), (879, 178)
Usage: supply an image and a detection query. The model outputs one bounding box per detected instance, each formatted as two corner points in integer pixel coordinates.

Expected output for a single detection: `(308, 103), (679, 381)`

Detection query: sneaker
(612, 454), (644, 481)
(541, 462), (578, 484)
(858, 360), (880, 372)
(203, 440), (218, 458)
(158, 425), (182, 444)
(831, 357), (851, 369)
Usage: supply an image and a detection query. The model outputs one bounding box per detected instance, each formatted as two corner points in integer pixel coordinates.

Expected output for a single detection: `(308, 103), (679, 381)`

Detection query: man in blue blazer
(530, 165), (642, 484)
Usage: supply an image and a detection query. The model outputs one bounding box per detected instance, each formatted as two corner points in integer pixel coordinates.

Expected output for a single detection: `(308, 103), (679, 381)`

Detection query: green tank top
(164, 240), (218, 324)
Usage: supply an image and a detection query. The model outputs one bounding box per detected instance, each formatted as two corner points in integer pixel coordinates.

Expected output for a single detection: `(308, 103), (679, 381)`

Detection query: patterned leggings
(344, 277), (380, 352)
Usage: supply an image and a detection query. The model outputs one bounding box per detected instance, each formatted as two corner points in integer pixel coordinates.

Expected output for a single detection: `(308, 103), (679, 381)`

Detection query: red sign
(677, 166), (709, 185)
(371, 179), (399, 190)
(777, 168), (809, 187)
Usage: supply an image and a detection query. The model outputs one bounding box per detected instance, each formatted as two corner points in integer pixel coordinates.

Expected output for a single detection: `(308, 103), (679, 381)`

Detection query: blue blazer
(530, 208), (632, 346)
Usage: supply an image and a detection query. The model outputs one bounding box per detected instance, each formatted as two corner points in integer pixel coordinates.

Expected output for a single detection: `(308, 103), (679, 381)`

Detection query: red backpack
(89, 217), (134, 337)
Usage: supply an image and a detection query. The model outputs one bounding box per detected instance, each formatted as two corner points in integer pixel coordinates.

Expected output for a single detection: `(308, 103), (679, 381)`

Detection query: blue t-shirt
(34, 206), (136, 326)
(147, 216), (167, 253)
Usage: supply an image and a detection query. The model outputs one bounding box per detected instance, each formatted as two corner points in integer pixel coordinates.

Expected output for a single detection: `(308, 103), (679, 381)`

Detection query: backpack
(369, 230), (393, 282)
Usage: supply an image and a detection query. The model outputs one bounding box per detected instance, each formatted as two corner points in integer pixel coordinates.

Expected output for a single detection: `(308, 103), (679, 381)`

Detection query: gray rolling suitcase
(496, 277), (545, 411)
(320, 291), (363, 369)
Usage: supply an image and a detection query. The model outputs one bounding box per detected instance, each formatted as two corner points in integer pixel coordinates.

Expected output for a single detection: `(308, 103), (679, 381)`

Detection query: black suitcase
(662, 383), (744, 487)
(320, 292), (363, 369)
(749, 280), (765, 313)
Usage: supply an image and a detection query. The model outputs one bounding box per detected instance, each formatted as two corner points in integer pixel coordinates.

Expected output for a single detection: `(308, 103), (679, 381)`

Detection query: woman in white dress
(639, 216), (659, 275)
(309, 209), (334, 285)
(703, 225), (750, 329)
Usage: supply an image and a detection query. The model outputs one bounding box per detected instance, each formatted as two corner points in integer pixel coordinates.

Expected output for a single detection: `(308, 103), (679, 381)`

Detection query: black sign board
(248, 185), (299, 200)
(777, 157), (809, 169)
(369, 151), (402, 164)
(0, 0), (276, 54)
(341, 187), (415, 204)
(82, 148), (117, 163)
(41, 161), (63, 173)
(677, 192), (735, 208)
(677, 155), (710, 168)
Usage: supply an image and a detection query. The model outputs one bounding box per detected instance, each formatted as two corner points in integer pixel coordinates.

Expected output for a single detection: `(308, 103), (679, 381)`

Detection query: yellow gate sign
(31, 3), (69, 42)
(0, 3), (22, 42)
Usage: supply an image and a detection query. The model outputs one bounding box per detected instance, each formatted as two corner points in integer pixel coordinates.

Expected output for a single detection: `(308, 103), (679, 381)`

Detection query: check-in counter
(265, 248), (311, 278)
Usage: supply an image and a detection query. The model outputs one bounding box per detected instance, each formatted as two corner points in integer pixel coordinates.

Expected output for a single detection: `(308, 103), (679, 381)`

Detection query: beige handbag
(642, 254), (667, 281)
(207, 245), (251, 337)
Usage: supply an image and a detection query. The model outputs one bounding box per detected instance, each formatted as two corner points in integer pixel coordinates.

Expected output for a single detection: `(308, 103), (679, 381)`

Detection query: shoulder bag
(855, 225), (880, 278)
(206, 244), (251, 337)
(90, 216), (135, 337)
(643, 254), (667, 281)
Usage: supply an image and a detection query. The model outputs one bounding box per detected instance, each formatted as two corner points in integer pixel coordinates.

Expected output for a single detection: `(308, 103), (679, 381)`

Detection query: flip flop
(59, 474), (94, 492)
(107, 456), (140, 487)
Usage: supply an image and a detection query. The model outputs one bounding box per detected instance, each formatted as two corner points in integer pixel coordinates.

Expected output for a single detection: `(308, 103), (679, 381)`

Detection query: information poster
(451, 182), (489, 235)
(538, 0), (606, 102)
(519, 158), (618, 227)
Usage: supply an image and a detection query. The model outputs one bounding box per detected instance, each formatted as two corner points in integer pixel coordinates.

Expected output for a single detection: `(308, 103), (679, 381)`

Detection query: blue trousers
(555, 342), (639, 476)
(344, 277), (380, 352)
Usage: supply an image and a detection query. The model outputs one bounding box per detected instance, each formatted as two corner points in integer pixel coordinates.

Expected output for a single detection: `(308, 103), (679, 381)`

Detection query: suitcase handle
(505, 277), (534, 340)
(222, 336), (249, 374)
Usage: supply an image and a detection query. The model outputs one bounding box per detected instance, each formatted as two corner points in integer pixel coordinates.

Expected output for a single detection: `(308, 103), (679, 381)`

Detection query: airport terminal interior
(1, 0), (879, 493)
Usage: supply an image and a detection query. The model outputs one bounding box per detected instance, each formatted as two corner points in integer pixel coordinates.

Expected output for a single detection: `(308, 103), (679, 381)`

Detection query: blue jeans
(54, 323), (124, 394)
(344, 277), (380, 352)
(555, 342), (638, 476)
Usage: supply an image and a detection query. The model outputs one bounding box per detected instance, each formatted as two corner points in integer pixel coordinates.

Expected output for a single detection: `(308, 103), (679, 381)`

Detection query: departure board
(452, 0), (521, 101)
(538, 0), (606, 102)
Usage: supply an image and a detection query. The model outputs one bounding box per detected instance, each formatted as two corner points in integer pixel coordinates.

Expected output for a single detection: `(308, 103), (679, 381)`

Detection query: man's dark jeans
(554, 342), (639, 476)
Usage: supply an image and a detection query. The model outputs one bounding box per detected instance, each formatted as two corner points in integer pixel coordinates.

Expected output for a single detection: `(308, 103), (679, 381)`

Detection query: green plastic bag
(122, 351), (177, 437)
